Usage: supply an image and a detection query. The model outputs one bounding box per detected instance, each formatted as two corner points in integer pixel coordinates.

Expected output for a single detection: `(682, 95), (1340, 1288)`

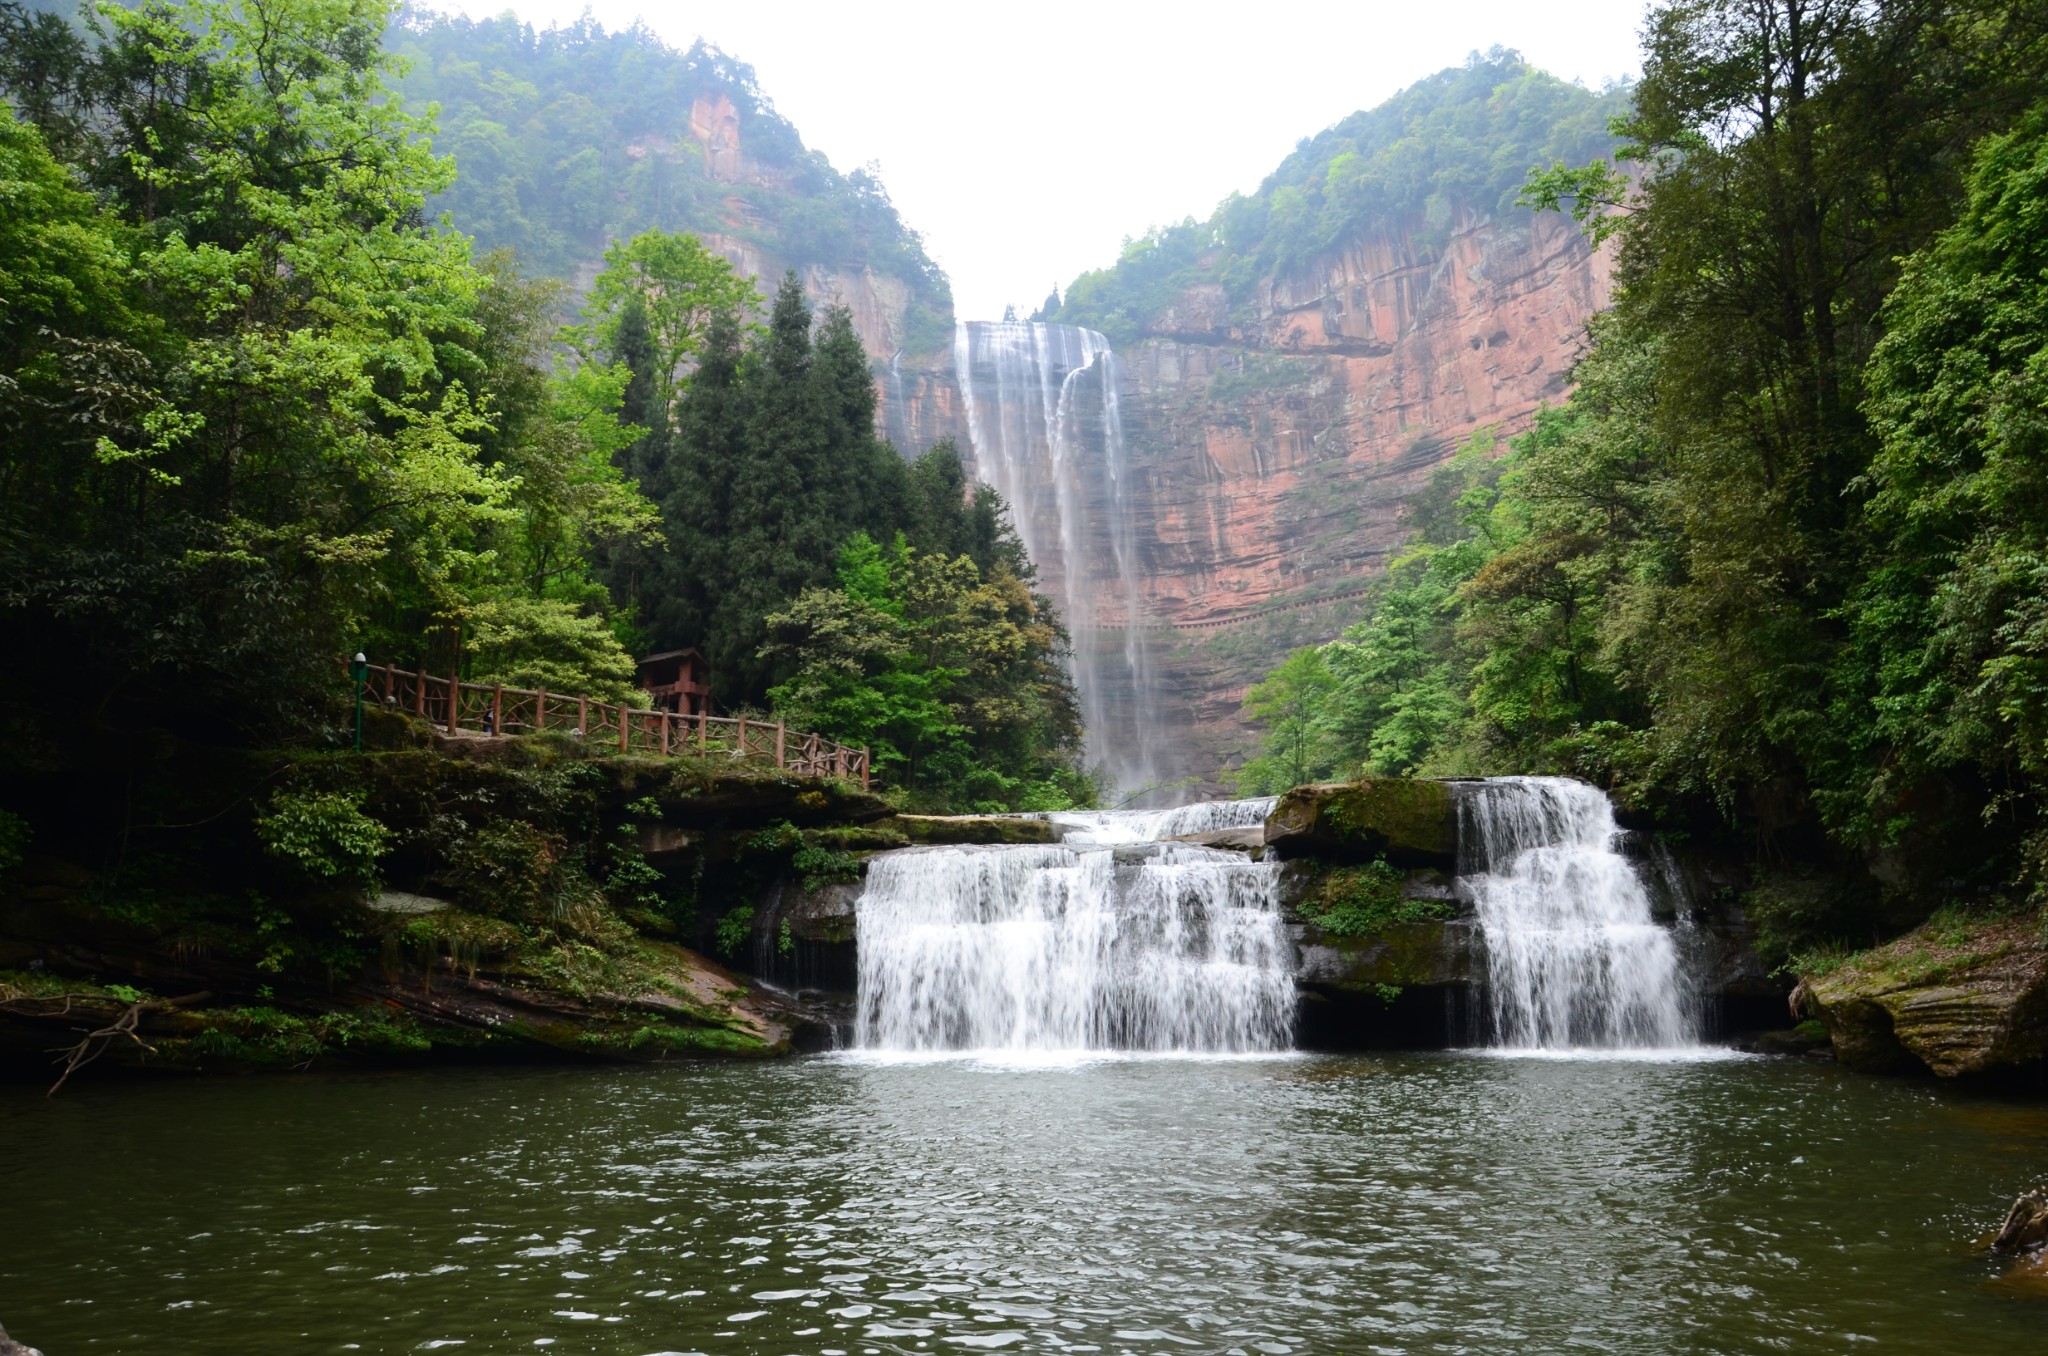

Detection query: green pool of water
(3, 1051), (2044, 1353)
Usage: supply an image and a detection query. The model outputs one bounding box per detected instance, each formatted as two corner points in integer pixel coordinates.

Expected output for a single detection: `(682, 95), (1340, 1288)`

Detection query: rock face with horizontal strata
(1799, 916), (2048, 1077)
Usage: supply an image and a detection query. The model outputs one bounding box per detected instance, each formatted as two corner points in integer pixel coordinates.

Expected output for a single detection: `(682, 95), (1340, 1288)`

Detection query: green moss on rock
(1264, 780), (1456, 866)
(892, 814), (1057, 845)
(1798, 911), (2048, 1077)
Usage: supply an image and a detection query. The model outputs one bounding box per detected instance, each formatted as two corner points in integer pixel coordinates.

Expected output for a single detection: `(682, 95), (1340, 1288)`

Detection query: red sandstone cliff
(1123, 208), (1610, 624)
(890, 207), (1612, 784)
(563, 91), (937, 364)
(1116, 209), (1612, 778)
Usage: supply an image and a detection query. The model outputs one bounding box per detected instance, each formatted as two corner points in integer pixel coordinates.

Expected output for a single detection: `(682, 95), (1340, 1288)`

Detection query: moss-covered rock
(1282, 861), (1474, 990)
(1797, 912), (2048, 1077)
(1264, 780), (1456, 867)
(891, 814), (1058, 845)
(1295, 918), (1478, 990)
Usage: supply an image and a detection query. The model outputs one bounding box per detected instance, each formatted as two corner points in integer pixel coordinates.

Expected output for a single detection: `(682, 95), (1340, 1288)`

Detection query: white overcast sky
(431, 1), (1651, 320)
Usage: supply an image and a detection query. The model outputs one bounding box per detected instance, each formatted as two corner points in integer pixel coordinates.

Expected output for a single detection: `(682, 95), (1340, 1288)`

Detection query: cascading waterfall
(951, 320), (1162, 798)
(1460, 777), (1700, 1050)
(855, 800), (1291, 1053)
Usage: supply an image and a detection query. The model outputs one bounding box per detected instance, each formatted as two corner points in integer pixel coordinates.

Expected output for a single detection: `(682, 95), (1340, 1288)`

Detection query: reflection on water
(2, 1054), (2044, 1353)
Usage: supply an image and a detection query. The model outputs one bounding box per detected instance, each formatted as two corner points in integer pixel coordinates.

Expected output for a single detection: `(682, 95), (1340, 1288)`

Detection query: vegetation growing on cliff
(1238, 0), (2048, 960)
(1049, 51), (1627, 342)
(386, 5), (955, 351)
(0, 0), (1082, 1086)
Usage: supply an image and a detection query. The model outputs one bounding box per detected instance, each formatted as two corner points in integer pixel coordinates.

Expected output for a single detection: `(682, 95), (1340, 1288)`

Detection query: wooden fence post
(577, 695), (588, 737)
(698, 708), (708, 752)
(491, 684), (503, 737)
(448, 673), (460, 735)
(861, 749), (870, 790)
(535, 690), (547, 732)
(414, 670), (425, 718)
(737, 715), (747, 761)
(775, 722), (785, 770)
(617, 703), (629, 753)
(660, 709), (671, 756)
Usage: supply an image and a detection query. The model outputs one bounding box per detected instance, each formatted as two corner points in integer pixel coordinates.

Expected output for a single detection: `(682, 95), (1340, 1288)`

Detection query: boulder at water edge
(1995, 1190), (2048, 1255)
(1798, 915), (2048, 1077)
(0, 1322), (44, 1356)
(1263, 780), (1456, 868)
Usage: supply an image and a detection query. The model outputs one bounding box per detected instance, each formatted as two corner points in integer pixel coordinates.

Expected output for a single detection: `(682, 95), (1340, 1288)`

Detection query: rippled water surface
(4, 1053), (2046, 1353)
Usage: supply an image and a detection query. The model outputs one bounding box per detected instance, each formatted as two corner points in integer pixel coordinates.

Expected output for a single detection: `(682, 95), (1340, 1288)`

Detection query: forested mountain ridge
(1047, 50), (1626, 345)
(12, 2), (957, 361)
(386, 5), (954, 358)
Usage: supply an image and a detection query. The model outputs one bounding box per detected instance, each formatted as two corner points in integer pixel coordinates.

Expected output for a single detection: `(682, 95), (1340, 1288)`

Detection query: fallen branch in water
(18, 990), (213, 1097)
(46, 999), (151, 1095)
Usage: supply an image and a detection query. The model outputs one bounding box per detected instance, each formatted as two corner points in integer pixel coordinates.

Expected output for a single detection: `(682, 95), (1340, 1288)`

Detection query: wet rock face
(767, 879), (862, 949)
(1993, 1190), (2048, 1255)
(1799, 916), (2048, 1077)
(1264, 779), (1457, 867)
(1290, 914), (1482, 991)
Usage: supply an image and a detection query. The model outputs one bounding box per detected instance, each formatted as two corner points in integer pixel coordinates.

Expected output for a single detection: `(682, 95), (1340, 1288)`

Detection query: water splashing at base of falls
(1459, 777), (1701, 1051)
(951, 320), (1164, 801)
(854, 800), (1292, 1054)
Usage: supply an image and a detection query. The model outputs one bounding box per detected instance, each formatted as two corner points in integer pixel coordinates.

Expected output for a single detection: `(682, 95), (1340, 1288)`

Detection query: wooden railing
(360, 663), (870, 788)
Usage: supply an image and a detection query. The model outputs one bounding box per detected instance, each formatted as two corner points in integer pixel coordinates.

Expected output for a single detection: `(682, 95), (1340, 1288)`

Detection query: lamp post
(351, 651), (369, 752)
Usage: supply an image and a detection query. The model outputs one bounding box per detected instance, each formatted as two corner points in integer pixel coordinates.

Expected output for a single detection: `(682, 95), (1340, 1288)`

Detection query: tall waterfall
(1460, 777), (1699, 1050)
(854, 800), (1292, 1053)
(951, 321), (1163, 799)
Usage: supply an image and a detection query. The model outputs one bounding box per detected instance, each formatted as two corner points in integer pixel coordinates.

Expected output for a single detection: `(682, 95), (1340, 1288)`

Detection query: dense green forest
(0, 0), (1085, 813)
(1046, 51), (1628, 343)
(1236, 0), (2048, 963)
(384, 6), (955, 353)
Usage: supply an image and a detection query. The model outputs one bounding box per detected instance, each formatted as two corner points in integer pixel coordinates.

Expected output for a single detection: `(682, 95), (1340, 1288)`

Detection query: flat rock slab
(1263, 779), (1456, 867)
(367, 890), (450, 915)
(1801, 916), (2048, 1077)
(1167, 826), (1266, 850)
(892, 815), (1058, 845)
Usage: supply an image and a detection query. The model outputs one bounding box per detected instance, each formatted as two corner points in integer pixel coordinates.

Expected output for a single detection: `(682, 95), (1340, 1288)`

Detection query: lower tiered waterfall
(1459, 777), (1699, 1050)
(854, 800), (1291, 1053)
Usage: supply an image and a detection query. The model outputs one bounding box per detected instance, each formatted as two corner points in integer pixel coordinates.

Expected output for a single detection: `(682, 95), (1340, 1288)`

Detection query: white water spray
(951, 321), (1162, 799)
(1460, 777), (1699, 1050)
(854, 801), (1291, 1053)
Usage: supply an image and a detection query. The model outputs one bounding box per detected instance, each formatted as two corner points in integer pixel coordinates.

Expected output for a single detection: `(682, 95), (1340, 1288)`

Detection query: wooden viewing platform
(359, 662), (870, 787)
